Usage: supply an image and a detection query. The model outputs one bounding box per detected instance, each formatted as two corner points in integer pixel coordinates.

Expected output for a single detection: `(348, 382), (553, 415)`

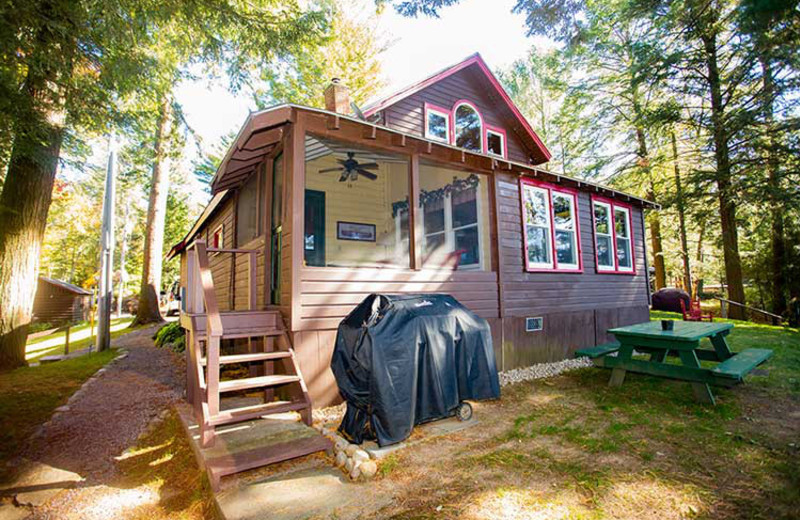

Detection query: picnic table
(576, 321), (773, 405)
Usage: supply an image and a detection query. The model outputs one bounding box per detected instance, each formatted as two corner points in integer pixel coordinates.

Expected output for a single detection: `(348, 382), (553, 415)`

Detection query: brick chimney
(324, 78), (350, 115)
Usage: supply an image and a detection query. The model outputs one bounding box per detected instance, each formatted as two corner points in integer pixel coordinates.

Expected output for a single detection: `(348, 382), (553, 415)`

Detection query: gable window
(424, 104), (450, 143)
(592, 197), (635, 274)
(486, 126), (506, 158)
(521, 179), (582, 272)
(453, 102), (483, 152)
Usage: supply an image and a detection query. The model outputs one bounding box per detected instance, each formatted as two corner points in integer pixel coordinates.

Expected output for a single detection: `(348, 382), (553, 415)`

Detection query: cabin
(167, 53), (655, 466)
(33, 276), (92, 325)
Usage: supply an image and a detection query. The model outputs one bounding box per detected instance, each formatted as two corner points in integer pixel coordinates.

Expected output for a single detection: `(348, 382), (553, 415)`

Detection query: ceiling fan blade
(357, 169), (378, 180)
(336, 158), (349, 165)
(356, 162), (379, 169)
(319, 167), (343, 173)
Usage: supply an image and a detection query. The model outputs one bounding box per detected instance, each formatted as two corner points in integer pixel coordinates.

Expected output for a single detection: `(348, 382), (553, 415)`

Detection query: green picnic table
(576, 321), (773, 405)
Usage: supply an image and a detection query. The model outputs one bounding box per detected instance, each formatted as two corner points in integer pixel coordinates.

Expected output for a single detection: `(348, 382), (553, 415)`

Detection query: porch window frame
(418, 181), (486, 271)
(590, 195), (636, 275)
(520, 178), (583, 273)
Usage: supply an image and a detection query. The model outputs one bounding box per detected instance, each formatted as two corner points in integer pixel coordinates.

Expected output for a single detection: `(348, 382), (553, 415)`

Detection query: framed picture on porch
(337, 221), (376, 242)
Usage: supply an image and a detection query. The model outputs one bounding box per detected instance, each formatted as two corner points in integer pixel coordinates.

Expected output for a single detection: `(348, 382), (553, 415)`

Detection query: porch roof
(168, 104), (658, 260)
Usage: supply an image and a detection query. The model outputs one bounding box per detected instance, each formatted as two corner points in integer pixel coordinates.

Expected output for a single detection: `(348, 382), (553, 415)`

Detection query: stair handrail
(189, 239), (223, 418)
(191, 240), (224, 336)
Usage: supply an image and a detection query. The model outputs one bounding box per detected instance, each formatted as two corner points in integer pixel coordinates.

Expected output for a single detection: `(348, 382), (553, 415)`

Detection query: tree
(257, 0), (390, 109)
(130, 0), (330, 326)
(0, 0), (329, 367)
(0, 0), (168, 369)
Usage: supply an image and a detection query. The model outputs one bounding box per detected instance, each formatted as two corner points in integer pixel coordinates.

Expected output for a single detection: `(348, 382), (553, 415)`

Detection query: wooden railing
(716, 297), (783, 326)
(185, 240), (259, 423)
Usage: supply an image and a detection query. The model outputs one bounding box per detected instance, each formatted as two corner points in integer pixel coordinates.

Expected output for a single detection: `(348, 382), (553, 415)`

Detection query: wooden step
(218, 375), (301, 393)
(201, 352), (291, 365)
(206, 432), (331, 490)
(208, 400), (308, 426)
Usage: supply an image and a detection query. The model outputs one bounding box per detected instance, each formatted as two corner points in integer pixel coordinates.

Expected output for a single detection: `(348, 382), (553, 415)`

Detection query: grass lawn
(25, 317), (136, 362)
(0, 348), (119, 481)
(370, 312), (800, 519)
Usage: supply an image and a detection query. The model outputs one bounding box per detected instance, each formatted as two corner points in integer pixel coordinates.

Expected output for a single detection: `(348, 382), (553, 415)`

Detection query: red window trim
(484, 125), (508, 159)
(590, 195), (636, 275)
(520, 178), (583, 273)
(423, 102), (451, 143)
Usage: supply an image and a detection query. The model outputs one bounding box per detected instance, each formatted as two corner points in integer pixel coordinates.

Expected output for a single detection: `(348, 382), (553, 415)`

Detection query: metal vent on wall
(526, 317), (543, 332)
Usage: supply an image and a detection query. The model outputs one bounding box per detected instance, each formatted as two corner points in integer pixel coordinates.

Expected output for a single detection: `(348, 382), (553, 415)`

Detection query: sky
(175, 0), (546, 150)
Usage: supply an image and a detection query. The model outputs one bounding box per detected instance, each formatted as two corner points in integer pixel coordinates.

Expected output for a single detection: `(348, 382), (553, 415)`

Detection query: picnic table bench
(576, 321), (772, 405)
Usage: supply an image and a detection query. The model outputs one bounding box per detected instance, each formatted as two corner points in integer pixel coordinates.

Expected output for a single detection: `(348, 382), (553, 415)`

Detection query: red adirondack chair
(680, 299), (713, 322)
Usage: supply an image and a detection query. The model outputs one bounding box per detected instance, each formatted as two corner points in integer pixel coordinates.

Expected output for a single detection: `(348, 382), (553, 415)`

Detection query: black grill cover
(331, 294), (500, 447)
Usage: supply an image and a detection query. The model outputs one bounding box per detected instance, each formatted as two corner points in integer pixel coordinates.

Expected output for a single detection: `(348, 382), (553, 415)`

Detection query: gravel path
(23, 323), (184, 519)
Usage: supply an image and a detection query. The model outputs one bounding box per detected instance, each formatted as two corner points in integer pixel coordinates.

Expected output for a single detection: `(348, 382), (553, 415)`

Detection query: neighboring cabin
(33, 277), (91, 325)
(169, 53), (655, 407)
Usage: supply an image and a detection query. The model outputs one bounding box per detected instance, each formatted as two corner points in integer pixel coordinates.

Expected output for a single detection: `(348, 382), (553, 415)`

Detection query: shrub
(154, 322), (186, 353)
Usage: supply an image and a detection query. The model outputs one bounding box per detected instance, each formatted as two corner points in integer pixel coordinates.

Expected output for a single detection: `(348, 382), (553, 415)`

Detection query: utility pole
(96, 134), (117, 351)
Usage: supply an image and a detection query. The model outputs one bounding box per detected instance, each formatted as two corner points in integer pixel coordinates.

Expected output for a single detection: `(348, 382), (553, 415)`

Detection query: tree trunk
(671, 130), (692, 293)
(702, 32), (746, 320)
(133, 96), (172, 325)
(634, 125), (666, 291)
(0, 38), (69, 369)
(760, 57), (787, 317)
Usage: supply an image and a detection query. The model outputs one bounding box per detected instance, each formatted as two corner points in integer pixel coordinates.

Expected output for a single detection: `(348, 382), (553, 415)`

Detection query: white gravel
(498, 357), (593, 387)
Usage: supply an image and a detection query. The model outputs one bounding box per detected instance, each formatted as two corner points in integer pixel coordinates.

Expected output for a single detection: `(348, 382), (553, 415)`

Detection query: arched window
(453, 102), (483, 152)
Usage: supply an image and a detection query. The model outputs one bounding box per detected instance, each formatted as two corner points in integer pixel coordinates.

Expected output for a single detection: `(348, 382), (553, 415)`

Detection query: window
(453, 102), (483, 152)
(212, 225), (224, 249)
(419, 164), (490, 270)
(592, 197), (635, 274)
(521, 180), (582, 272)
(304, 134), (410, 268)
(486, 127), (506, 158)
(237, 162), (267, 246)
(425, 104), (450, 143)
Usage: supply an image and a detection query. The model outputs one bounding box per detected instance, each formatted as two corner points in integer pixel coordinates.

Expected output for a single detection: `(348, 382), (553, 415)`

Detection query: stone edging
(313, 425), (379, 482)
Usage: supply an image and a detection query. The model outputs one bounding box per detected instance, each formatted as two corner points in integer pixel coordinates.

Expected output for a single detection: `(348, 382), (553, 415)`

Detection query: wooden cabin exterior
(168, 53), (656, 436)
(33, 277), (91, 325)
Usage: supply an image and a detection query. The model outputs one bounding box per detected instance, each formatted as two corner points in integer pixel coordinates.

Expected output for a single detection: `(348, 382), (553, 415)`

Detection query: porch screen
(304, 135), (410, 268)
(418, 163), (491, 271)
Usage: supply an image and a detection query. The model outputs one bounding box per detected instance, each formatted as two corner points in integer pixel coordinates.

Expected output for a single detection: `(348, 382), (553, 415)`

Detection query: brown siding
(495, 172), (649, 315)
(493, 171), (650, 369)
(380, 67), (536, 164)
(203, 198), (236, 312)
(33, 284), (90, 324)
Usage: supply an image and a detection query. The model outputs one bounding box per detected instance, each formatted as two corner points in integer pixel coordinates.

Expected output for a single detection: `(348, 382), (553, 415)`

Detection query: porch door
(304, 189), (325, 267)
(270, 153), (284, 305)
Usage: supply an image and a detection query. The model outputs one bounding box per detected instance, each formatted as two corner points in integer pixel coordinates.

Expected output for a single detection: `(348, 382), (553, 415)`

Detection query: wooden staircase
(181, 240), (328, 487)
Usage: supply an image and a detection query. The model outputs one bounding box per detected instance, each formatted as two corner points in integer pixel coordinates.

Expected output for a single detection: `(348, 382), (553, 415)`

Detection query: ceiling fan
(319, 152), (379, 182)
